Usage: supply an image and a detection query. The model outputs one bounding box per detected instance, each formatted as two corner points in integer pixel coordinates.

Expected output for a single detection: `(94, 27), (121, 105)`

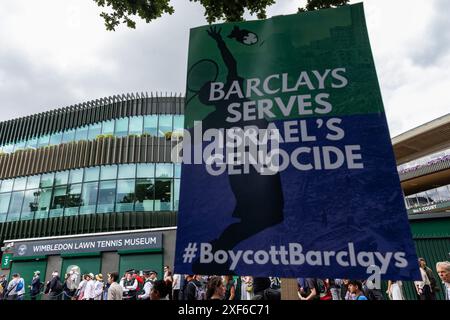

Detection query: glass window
(55, 171), (69, 186)
(26, 137), (38, 149)
(13, 177), (27, 191)
(65, 184), (82, 216)
(35, 187), (52, 219)
(437, 185), (450, 202)
(40, 173), (55, 188)
(129, 116), (143, 136)
(49, 132), (63, 146)
(69, 169), (84, 184)
(426, 188), (441, 204)
(158, 115), (173, 138)
(173, 115), (184, 138)
(38, 135), (50, 148)
(102, 120), (115, 135)
(26, 175), (40, 190)
(116, 179), (135, 212)
(173, 115), (184, 131)
(97, 180), (116, 213)
(88, 123), (102, 140)
(416, 192), (429, 205)
(62, 129), (76, 144)
(135, 179), (155, 212)
(155, 179), (172, 211)
(75, 126), (89, 142)
(156, 164), (173, 178)
(0, 193), (11, 223)
(174, 179), (180, 210)
(80, 182), (98, 215)
(14, 140), (26, 152)
(21, 189), (39, 220)
(7, 191), (24, 222)
(174, 164), (181, 178)
(0, 179), (14, 193)
(143, 115), (158, 137)
(115, 118), (129, 137)
(100, 165), (118, 180)
(118, 164), (136, 179)
(50, 185), (67, 218)
(84, 167), (100, 182)
(137, 163), (155, 178)
(406, 195), (418, 208)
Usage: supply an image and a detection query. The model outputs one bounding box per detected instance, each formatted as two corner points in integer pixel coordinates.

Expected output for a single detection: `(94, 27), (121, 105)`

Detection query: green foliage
(96, 133), (115, 139)
(93, 0), (350, 30)
(93, 0), (175, 31)
(190, 0), (276, 24)
(298, 0), (350, 12)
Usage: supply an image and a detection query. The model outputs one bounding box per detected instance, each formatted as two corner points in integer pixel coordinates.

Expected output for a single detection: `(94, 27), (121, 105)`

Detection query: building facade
(393, 113), (450, 300)
(1, 93), (449, 300)
(0, 93), (183, 299)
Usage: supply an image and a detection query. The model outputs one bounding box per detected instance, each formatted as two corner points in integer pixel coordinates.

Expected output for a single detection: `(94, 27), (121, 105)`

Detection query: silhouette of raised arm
(207, 26), (238, 81)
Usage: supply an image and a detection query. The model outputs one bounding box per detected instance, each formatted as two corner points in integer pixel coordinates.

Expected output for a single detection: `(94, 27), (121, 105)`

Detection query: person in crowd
(46, 271), (63, 300)
(138, 270), (156, 300)
(436, 261), (450, 300)
(338, 279), (351, 300)
(107, 272), (123, 301)
(415, 258), (435, 300)
(363, 278), (384, 300)
(62, 273), (72, 300)
(164, 266), (173, 300)
(253, 277), (272, 299)
(348, 280), (368, 300)
(179, 275), (191, 300)
(0, 274), (7, 300)
(206, 276), (225, 300)
(386, 280), (404, 300)
(329, 279), (341, 300)
(184, 275), (204, 300)
(151, 280), (169, 300)
(320, 279), (333, 301)
(74, 274), (88, 300)
(64, 270), (78, 300)
(133, 270), (144, 293)
(82, 273), (96, 300)
(298, 278), (320, 301)
(120, 270), (138, 300)
(172, 273), (181, 301)
(241, 276), (254, 300)
(30, 271), (42, 300)
(94, 274), (105, 300)
(6, 273), (25, 300)
(223, 275), (236, 300)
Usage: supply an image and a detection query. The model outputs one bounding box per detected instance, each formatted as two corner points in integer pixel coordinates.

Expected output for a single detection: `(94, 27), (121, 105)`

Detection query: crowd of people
(0, 259), (449, 301)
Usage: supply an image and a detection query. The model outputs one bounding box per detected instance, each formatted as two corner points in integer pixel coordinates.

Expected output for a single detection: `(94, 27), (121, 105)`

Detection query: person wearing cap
(138, 270), (157, 300)
(30, 271), (42, 300)
(83, 273), (96, 300)
(120, 270), (138, 300)
(94, 274), (105, 300)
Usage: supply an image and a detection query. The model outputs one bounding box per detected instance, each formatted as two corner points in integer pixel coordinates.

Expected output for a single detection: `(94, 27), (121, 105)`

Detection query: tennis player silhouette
(190, 26), (284, 274)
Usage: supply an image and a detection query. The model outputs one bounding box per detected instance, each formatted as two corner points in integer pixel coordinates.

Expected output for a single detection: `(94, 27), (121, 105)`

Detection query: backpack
(191, 282), (205, 300)
(16, 279), (24, 292)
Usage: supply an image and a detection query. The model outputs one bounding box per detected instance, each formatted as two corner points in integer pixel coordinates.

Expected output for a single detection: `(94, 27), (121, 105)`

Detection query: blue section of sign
(174, 113), (420, 280)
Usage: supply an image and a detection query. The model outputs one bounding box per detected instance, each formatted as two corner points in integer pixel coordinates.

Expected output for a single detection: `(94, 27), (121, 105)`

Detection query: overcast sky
(0, 0), (448, 137)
